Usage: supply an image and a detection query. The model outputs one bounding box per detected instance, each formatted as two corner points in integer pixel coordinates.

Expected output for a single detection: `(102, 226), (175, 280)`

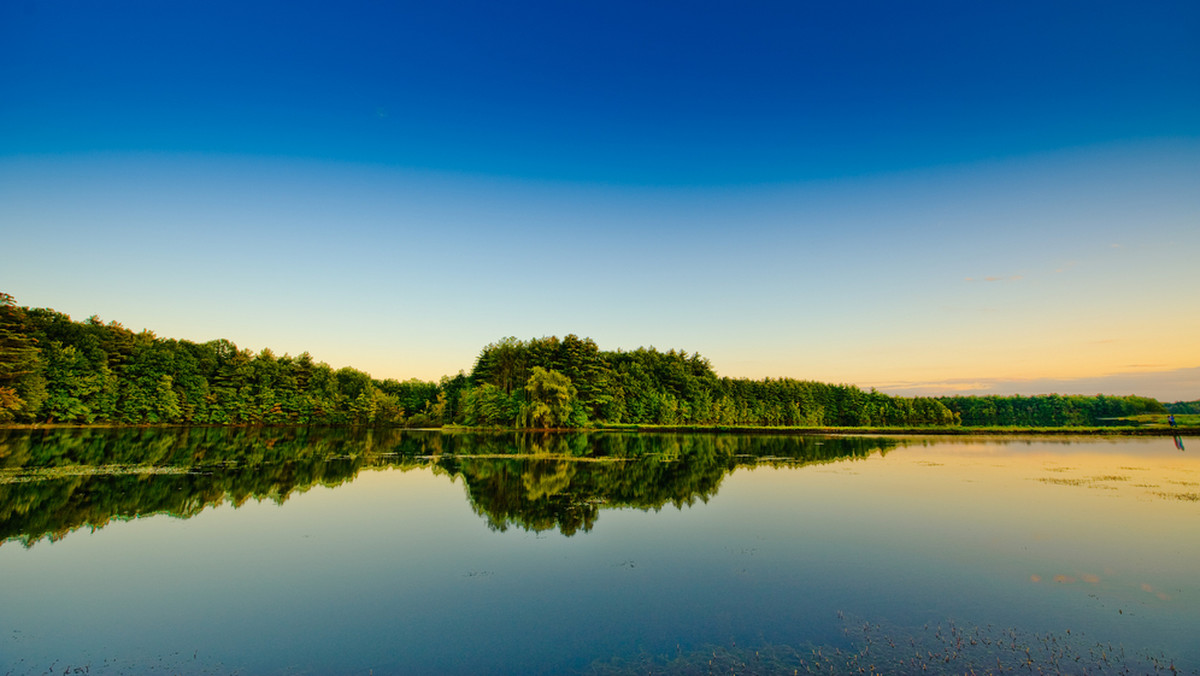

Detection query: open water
(1, 428), (1197, 674)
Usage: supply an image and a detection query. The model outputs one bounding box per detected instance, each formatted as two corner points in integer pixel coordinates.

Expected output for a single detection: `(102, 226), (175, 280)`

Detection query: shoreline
(2, 422), (1196, 436)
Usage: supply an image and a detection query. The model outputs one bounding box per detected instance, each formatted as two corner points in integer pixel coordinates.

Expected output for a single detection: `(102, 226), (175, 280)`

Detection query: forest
(0, 294), (1169, 428)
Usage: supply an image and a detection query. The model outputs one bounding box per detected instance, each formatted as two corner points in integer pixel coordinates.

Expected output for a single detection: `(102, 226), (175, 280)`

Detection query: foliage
(0, 295), (439, 426)
(0, 293), (46, 422)
(1166, 399), (1200, 415)
(519, 366), (579, 428)
(0, 294), (1174, 429)
(940, 393), (1166, 427)
(468, 335), (963, 428)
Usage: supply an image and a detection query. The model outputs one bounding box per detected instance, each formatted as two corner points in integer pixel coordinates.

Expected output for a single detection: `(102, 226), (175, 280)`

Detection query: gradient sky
(2, 1), (1198, 400)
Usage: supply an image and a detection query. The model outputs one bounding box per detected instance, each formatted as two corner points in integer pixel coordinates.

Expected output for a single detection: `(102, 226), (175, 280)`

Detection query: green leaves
(0, 295), (46, 422)
(520, 367), (578, 429)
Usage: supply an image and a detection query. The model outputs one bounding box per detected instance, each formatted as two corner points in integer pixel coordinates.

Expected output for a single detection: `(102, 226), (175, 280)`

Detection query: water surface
(1, 428), (1197, 674)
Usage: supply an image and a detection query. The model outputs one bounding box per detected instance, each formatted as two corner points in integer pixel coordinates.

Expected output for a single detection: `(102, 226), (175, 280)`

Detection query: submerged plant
(584, 612), (1194, 675)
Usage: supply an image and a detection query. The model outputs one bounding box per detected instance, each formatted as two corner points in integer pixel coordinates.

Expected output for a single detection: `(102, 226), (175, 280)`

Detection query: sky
(2, 1), (1198, 401)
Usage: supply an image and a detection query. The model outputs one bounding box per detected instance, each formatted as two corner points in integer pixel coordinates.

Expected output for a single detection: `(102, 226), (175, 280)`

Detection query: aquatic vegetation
(1038, 477), (1091, 486)
(1157, 491), (1200, 502)
(586, 613), (1194, 675)
(1035, 461), (1200, 503)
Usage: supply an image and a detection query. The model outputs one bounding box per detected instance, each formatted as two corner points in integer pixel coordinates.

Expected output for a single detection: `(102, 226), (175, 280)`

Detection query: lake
(1, 427), (1197, 675)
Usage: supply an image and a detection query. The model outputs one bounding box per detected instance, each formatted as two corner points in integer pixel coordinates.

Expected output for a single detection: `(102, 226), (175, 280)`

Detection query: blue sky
(2, 1), (1198, 399)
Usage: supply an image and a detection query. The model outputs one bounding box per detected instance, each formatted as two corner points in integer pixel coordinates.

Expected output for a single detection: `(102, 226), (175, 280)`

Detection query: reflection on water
(1, 427), (896, 545)
(1, 428), (1197, 675)
(445, 433), (894, 536)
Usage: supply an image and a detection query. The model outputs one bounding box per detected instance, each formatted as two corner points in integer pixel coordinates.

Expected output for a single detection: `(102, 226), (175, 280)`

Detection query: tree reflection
(441, 433), (895, 535)
(0, 428), (896, 545)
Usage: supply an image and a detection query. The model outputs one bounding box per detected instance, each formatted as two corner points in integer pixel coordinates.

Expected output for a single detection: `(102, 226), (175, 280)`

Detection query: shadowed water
(1, 428), (1197, 674)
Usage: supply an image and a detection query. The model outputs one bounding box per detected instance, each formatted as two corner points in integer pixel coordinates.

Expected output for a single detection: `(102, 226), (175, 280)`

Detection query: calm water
(1, 428), (1197, 675)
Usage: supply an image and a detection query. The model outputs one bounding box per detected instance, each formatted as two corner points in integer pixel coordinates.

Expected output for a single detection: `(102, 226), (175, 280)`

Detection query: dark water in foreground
(1, 428), (1197, 675)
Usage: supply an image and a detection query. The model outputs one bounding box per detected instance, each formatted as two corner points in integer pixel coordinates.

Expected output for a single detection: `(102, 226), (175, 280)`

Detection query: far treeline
(0, 294), (1177, 428)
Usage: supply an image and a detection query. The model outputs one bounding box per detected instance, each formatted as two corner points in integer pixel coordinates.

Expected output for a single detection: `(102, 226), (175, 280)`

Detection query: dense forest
(0, 294), (1170, 428)
(0, 294), (440, 426)
(1165, 400), (1200, 415)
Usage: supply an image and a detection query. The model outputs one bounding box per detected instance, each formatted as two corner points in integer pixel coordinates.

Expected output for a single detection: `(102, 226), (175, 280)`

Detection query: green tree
(472, 336), (528, 395)
(0, 293), (47, 422)
(154, 374), (183, 422)
(519, 367), (578, 429)
(462, 382), (520, 426)
(40, 342), (113, 423)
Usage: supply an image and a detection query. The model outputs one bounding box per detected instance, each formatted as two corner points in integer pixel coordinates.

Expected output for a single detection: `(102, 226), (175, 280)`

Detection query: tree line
(1165, 400), (1200, 415)
(455, 335), (1165, 427)
(0, 294), (1168, 428)
(0, 294), (440, 426)
(456, 335), (964, 427)
(940, 393), (1167, 427)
